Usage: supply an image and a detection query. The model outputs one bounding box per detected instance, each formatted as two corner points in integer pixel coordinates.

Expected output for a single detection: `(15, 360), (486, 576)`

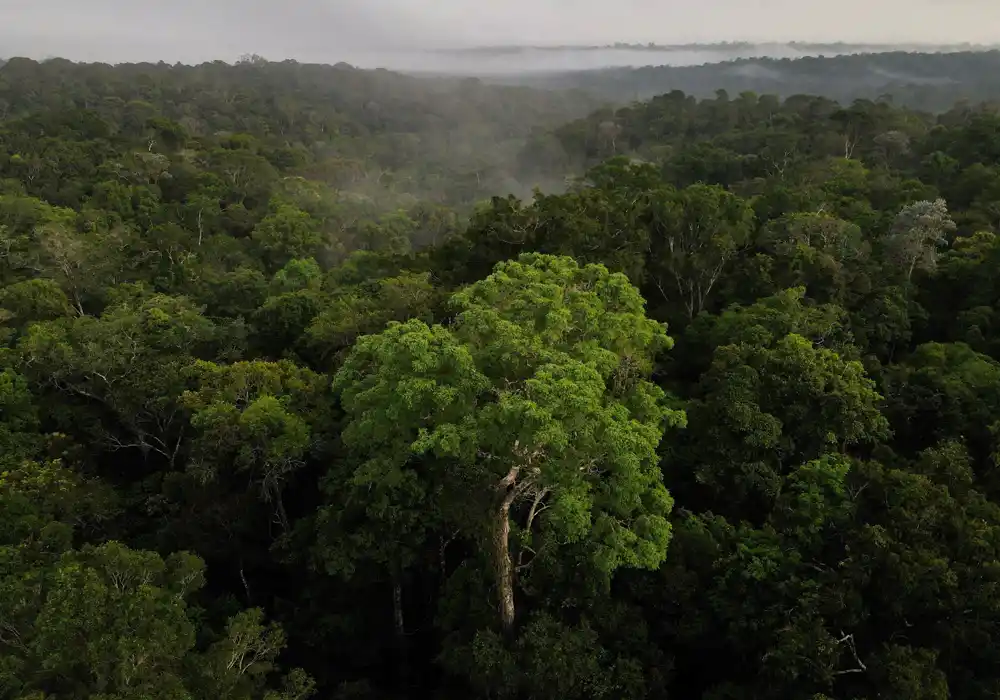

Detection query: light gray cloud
(1, 0), (997, 66)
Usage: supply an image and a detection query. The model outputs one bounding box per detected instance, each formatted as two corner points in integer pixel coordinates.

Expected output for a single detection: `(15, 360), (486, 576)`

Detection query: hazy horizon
(2, 0), (999, 68)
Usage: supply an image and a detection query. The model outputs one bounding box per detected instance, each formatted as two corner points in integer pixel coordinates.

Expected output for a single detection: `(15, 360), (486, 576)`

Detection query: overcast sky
(2, 0), (998, 65)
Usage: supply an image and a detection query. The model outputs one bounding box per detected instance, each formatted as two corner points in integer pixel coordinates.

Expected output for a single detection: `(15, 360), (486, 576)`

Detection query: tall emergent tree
(330, 254), (683, 631)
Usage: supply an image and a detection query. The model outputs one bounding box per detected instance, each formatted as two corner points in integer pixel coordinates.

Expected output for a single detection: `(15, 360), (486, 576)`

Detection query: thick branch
(832, 632), (867, 676)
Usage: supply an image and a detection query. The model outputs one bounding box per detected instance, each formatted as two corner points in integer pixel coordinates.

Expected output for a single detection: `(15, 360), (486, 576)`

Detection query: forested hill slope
(0, 56), (601, 205)
(498, 50), (1000, 111)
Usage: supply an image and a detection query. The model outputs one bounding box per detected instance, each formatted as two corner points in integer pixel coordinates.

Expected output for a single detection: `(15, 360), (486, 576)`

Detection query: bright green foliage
(251, 206), (323, 273)
(269, 258), (323, 296)
(25, 542), (202, 699)
(0, 455), (115, 689)
(0, 457), (113, 549)
(196, 608), (295, 700)
(317, 319), (475, 579)
(330, 254), (682, 631)
(0, 279), (74, 331)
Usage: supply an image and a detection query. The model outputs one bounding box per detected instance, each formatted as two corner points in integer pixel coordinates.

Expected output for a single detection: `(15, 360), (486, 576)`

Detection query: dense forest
(3, 52), (1000, 700)
(504, 50), (1000, 110)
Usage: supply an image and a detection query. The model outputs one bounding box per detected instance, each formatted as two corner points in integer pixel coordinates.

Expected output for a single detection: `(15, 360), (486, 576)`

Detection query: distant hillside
(440, 41), (998, 54)
(490, 51), (1000, 112)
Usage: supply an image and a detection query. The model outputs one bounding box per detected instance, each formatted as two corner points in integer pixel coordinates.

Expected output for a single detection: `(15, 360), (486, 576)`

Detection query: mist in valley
(323, 43), (984, 76)
(5, 0), (996, 223)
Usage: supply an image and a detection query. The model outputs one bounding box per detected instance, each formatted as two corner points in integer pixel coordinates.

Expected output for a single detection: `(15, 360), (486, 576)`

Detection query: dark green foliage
(5, 53), (1000, 700)
(507, 50), (1000, 111)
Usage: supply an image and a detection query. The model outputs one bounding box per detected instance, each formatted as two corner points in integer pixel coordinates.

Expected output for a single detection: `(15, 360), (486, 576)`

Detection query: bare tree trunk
(438, 531), (458, 590)
(239, 562), (252, 604)
(391, 568), (410, 691)
(271, 487), (290, 532)
(439, 539), (448, 590)
(494, 498), (516, 631)
(392, 576), (405, 640)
